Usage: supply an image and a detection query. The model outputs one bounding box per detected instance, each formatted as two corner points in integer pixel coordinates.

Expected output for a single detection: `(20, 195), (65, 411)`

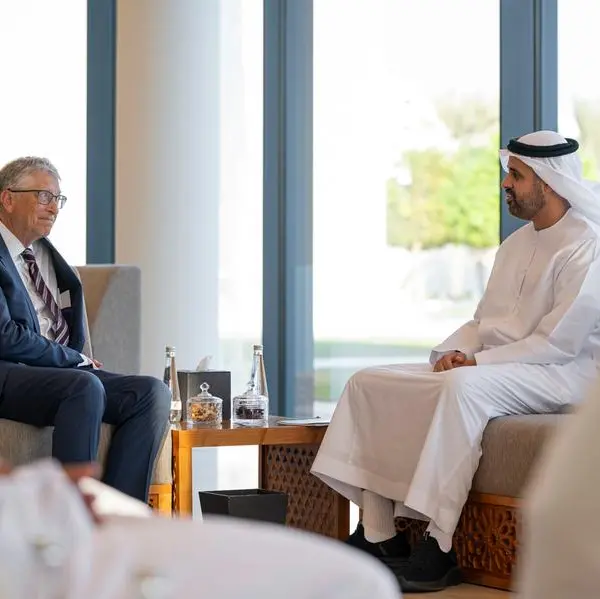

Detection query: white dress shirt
(0, 221), (59, 340)
(0, 221), (89, 366)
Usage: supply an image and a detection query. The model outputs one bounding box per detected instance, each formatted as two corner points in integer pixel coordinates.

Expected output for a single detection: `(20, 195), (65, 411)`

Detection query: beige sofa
(0, 265), (172, 514)
(398, 412), (567, 590)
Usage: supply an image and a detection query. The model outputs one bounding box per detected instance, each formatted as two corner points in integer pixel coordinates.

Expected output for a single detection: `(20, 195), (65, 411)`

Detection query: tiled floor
(433, 585), (508, 598)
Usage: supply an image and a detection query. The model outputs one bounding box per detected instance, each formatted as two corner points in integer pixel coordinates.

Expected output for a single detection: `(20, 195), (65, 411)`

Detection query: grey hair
(0, 157), (61, 192)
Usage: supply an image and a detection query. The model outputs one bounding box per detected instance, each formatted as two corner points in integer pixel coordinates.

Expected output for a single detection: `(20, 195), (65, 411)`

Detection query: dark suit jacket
(0, 234), (86, 388)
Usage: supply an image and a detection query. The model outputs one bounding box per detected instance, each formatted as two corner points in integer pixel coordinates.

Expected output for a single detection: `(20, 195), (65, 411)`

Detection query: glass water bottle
(232, 344), (269, 427)
(249, 344), (268, 397)
(163, 345), (182, 423)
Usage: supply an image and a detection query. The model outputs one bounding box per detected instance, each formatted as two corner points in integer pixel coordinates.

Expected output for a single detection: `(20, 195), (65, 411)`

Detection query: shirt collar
(0, 221), (31, 260)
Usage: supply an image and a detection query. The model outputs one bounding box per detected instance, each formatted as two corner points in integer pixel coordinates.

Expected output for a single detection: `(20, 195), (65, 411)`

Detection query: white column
(115, 0), (221, 376)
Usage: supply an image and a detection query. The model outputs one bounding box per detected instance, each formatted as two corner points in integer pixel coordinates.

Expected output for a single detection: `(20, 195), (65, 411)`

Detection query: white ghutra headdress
(500, 130), (600, 227)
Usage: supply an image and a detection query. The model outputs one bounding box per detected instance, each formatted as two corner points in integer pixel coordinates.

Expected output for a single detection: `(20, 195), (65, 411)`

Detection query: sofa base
(396, 492), (518, 591)
(148, 483), (172, 516)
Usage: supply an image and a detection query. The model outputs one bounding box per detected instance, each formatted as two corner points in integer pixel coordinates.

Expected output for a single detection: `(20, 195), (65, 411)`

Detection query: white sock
(426, 521), (452, 553)
(362, 490), (396, 542)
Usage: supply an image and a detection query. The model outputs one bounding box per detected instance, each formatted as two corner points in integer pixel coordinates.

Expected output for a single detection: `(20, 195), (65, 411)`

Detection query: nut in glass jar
(186, 382), (223, 427)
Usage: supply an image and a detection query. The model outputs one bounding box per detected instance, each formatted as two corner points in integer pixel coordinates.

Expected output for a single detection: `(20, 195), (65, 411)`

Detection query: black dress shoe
(345, 522), (410, 559)
(387, 534), (462, 593)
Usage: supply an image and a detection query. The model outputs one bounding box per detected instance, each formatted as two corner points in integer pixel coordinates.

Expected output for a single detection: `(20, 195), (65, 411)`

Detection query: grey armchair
(0, 265), (172, 514)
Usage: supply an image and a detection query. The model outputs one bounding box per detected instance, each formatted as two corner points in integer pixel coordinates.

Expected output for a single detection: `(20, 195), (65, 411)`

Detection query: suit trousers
(0, 364), (171, 501)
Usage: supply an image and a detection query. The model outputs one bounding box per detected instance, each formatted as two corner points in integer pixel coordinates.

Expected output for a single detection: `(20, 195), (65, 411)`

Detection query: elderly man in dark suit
(0, 156), (170, 501)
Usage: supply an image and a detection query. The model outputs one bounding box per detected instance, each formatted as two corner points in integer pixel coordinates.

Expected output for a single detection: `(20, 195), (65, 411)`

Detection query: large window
(0, 0), (87, 265)
(191, 0), (264, 518)
(312, 0), (500, 417)
(218, 0), (264, 395)
(558, 1), (600, 177)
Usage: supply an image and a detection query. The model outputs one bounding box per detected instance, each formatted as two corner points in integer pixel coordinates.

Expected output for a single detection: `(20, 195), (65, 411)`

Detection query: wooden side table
(172, 418), (350, 540)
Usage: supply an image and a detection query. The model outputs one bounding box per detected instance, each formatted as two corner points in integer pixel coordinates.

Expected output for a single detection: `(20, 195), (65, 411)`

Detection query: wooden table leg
(261, 444), (350, 540)
(173, 443), (193, 516)
(148, 483), (173, 516)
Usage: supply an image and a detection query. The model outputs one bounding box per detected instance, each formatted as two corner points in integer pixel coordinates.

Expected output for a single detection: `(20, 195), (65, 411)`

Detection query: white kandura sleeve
(475, 238), (600, 366)
(429, 320), (482, 365)
(430, 235), (515, 365)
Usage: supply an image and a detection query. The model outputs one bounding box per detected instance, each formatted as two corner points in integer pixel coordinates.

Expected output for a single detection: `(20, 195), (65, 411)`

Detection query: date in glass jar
(186, 383), (223, 427)
(232, 384), (268, 427)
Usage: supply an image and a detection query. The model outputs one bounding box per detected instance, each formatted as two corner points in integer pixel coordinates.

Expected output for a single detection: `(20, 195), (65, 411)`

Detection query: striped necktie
(21, 248), (70, 345)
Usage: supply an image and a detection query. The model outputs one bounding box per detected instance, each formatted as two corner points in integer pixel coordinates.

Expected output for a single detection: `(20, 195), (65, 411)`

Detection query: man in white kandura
(311, 130), (600, 593)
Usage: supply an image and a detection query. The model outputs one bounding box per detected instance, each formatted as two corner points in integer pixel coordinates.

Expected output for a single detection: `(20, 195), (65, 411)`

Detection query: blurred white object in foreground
(517, 378), (600, 599)
(0, 459), (399, 599)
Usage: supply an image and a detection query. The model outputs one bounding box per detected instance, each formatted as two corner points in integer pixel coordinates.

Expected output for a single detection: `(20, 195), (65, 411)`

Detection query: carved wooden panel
(453, 498), (518, 585)
(395, 517), (427, 546)
(261, 444), (349, 539)
(395, 494), (518, 590)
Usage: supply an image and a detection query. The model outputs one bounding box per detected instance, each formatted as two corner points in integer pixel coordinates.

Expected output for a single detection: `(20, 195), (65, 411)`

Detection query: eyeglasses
(8, 188), (68, 209)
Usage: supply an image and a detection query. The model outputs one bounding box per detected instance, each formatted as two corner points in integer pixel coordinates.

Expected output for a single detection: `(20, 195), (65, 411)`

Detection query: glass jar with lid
(232, 384), (268, 427)
(186, 382), (223, 427)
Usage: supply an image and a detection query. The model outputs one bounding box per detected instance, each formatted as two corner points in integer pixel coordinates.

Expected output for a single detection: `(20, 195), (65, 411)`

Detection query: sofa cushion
(471, 413), (569, 497)
(0, 419), (172, 485)
(75, 265), (141, 375)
